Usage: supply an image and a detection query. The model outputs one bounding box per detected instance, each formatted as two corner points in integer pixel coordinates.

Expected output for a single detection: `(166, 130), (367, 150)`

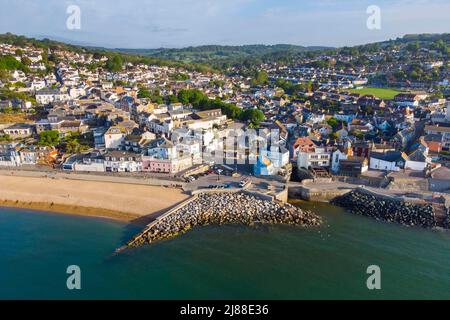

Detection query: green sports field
(347, 87), (405, 100)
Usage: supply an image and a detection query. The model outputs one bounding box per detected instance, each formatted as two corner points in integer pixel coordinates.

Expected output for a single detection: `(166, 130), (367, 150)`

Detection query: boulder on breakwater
(128, 192), (322, 246)
(331, 188), (438, 229)
(443, 205), (450, 229)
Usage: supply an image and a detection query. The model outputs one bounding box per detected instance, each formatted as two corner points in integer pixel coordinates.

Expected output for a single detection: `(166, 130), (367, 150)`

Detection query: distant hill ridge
(0, 32), (448, 70)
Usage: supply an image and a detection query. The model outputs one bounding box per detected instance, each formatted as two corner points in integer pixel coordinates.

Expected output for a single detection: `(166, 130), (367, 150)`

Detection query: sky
(0, 0), (449, 48)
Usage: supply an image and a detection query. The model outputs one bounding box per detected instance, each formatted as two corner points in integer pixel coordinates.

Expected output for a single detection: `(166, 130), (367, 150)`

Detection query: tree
(177, 89), (207, 107)
(170, 72), (189, 81)
(240, 108), (265, 127)
(327, 117), (339, 129)
(21, 56), (32, 66)
(251, 70), (269, 86)
(137, 87), (152, 99)
(1, 106), (13, 114)
(105, 54), (123, 72)
(406, 41), (420, 53)
(66, 139), (81, 154)
(138, 87), (164, 104)
(39, 130), (60, 146)
(350, 130), (364, 140)
(0, 55), (22, 71)
(166, 94), (179, 104)
(0, 134), (12, 142)
(114, 80), (127, 87)
(0, 69), (11, 81)
(12, 81), (26, 88)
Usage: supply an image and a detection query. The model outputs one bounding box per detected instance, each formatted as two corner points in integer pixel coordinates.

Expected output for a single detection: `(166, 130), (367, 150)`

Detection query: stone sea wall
(331, 188), (439, 229)
(128, 192), (322, 247)
(288, 185), (352, 202)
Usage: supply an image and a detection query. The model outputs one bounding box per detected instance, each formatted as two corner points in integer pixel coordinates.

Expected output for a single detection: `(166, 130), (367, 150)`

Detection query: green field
(347, 87), (405, 100)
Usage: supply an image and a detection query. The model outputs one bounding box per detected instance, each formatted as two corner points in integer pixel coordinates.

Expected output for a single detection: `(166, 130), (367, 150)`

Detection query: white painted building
(298, 146), (331, 169)
(369, 151), (405, 172)
(36, 88), (70, 105)
(104, 151), (142, 172)
(104, 126), (128, 150)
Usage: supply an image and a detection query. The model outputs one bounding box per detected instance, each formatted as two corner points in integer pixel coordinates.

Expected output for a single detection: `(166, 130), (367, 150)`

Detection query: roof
(104, 151), (141, 159)
(431, 166), (450, 180)
(370, 151), (403, 162)
(5, 123), (33, 130)
(424, 134), (442, 142)
(293, 136), (315, 149)
(159, 137), (174, 148)
(194, 109), (223, 119)
(340, 156), (368, 165)
(425, 125), (450, 133)
(36, 88), (61, 95)
(106, 126), (127, 135)
(407, 149), (427, 162)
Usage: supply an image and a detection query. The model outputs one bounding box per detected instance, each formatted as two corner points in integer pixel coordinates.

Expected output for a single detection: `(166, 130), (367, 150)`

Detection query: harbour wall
(288, 184), (354, 202)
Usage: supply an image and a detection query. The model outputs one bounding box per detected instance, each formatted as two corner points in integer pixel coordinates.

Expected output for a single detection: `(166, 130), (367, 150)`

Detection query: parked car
(239, 179), (250, 188)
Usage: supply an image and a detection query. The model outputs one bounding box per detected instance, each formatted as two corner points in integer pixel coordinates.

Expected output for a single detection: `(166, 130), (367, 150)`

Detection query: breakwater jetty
(127, 192), (322, 247)
(331, 188), (446, 229)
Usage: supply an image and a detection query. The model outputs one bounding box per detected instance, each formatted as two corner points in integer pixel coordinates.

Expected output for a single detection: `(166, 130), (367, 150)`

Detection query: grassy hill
(115, 44), (333, 68)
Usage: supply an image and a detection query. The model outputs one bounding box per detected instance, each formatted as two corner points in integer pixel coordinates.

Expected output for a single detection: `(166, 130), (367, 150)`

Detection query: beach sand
(0, 175), (189, 223)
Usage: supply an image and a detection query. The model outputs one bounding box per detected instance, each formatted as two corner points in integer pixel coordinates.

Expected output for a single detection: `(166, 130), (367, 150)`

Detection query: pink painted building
(142, 156), (192, 174)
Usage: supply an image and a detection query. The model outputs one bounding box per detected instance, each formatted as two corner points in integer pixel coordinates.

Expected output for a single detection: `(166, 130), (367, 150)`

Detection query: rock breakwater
(128, 192), (322, 246)
(444, 205), (450, 229)
(331, 189), (438, 229)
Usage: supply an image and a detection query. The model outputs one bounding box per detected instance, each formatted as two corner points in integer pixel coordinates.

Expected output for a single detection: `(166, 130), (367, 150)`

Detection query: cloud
(0, 0), (448, 48)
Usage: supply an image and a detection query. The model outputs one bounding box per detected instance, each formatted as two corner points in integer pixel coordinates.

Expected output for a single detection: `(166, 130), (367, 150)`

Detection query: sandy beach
(0, 175), (189, 223)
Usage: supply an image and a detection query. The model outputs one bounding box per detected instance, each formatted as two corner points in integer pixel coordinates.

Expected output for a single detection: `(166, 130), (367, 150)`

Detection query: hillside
(0, 33), (218, 73)
(116, 44), (332, 63)
(0, 32), (448, 72)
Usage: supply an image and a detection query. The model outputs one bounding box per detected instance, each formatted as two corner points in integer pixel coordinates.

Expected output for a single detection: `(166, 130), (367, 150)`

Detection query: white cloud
(0, 0), (447, 48)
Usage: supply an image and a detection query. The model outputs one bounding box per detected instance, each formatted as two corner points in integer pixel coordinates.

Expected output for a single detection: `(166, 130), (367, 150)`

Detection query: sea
(0, 201), (449, 299)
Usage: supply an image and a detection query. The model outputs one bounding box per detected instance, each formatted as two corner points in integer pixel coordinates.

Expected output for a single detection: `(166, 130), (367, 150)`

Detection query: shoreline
(0, 200), (142, 223)
(0, 175), (190, 224)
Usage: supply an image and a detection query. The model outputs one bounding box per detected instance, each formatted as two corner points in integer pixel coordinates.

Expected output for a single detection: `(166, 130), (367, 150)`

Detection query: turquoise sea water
(0, 203), (449, 300)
